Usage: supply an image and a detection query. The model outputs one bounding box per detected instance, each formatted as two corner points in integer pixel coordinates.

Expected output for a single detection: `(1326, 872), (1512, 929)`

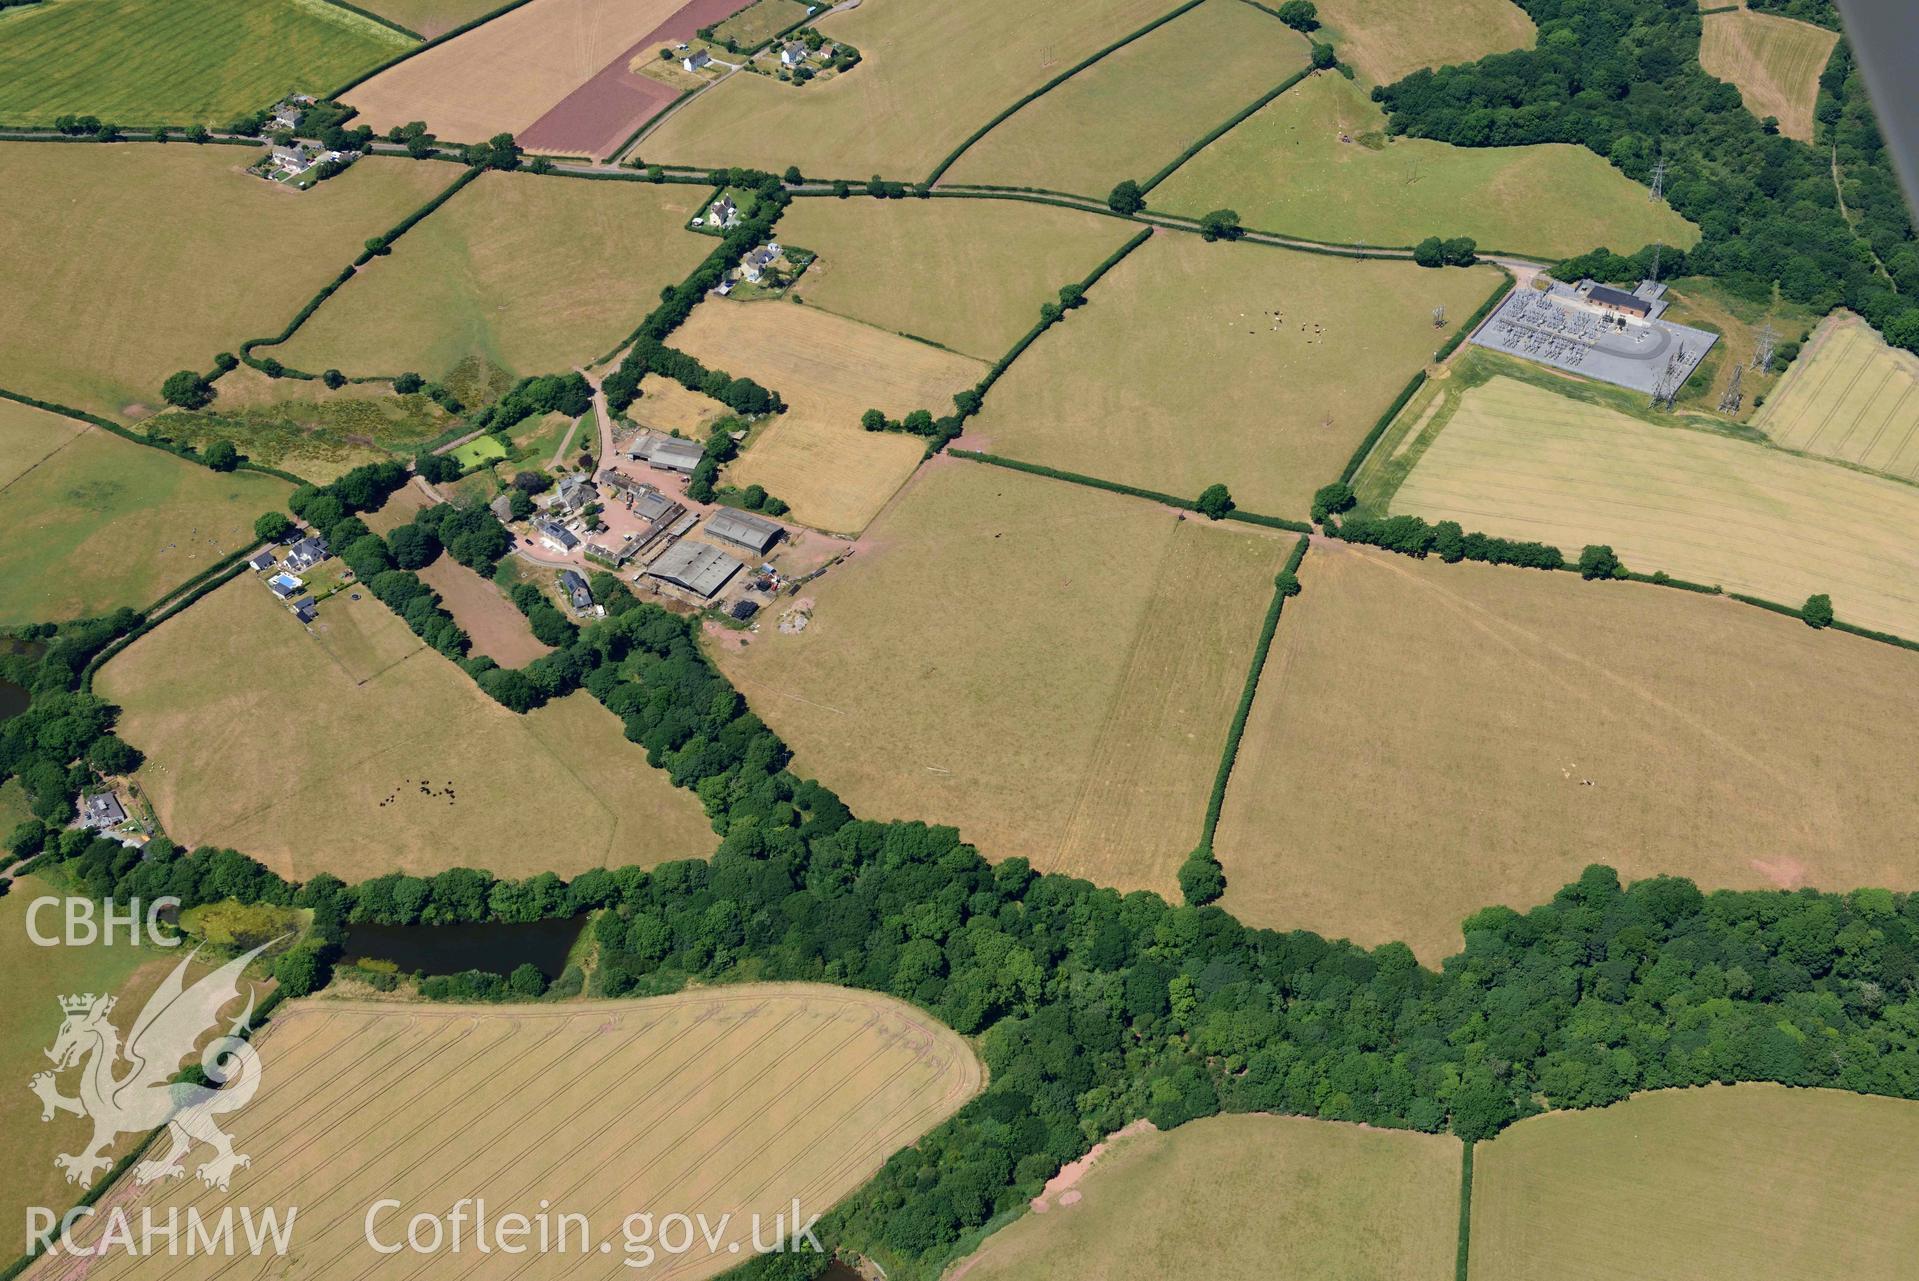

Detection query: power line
(1717, 362), (1744, 414)
(1649, 156), (1667, 202)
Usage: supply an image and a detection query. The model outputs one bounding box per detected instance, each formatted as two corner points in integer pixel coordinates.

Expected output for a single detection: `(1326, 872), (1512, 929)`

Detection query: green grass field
(1385, 363), (1919, 638)
(1310, 0), (1534, 85)
(1474, 1085), (1919, 1280)
(0, 0), (412, 126)
(642, 0), (1171, 178)
(1215, 543), (1919, 962)
(966, 231), (1499, 520)
(780, 197), (1138, 360)
(944, 0), (1308, 197)
(0, 144), (452, 420)
(97, 578), (717, 882)
(0, 398), (290, 624)
(954, 1115), (1460, 1281)
(711, 458), (1282, 897)
(1153, 71), (1697, 256)
(711, 0), (808, 48)
(273, 170), (710, 382)
(450, 433), (509, 468)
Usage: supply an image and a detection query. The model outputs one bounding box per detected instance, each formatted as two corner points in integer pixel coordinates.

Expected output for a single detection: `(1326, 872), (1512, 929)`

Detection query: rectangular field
(1154, 71), (1698, 258)
(357, 0), (506, 37)
(55, 985), (982, 1281)
(780, 197), (1139, 361)
(0, 0), (411, 126)
(671, 298), (985, 534)
(640, 0), (1171, 178)
(96, 578), (717, 881)
(274, 171), (710, 382)
(711, 458), (1284, 897)
(417, 553), (552, 665)
(1309, 0), (1533, 84)
(0, 400), (290, 624)
(1215, 543), (1919, 962)
(1389, 371), (1919, 637)
(1474, 1085), (1919, 1281)
(954, 1114), (1460, 1281)
(0, 144), (452, 419)
(943, 0), (1308, 197)
(1699, 8), (1839, 142)
(966, 232), (1500, 521)
(1755, 309), (1919, 478)
(711, 0), (807, 47)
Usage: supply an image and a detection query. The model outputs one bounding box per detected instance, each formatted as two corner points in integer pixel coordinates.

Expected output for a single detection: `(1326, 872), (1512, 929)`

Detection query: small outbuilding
(292, 597), (319, 624)
(1584, 283), (1652, 319)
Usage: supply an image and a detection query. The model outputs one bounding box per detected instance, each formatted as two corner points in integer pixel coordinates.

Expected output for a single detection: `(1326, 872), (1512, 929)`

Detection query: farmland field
(51, 985), (982, 1281)
(358, 0), (505, 37)
(0, 399), (290, 625)
(342, 0), (690, 144)
(711, 0), (808, 47)
(1215, 544), (1919, 962)
(1699, 8), (1839, 143)
(275, 171), (710, 382)
(966, 232), (1499, 520)
(641, 0), (1171, 178)
(631, 374), (729, 435)
(1154, 72), (1698, 257)
(1755, 309), (1919, 478)
(0, 0), (411, 126)
(711, 460), (1282, 895)
(0, 876), (208, 1240)
(954, 1114), (1460, 1281)
(96, 578), (717, 881)
(0, 144), (452, 419)
(943, 0), (1308, 197)
(781, 198), (1136, 360)
(1310, 0), (1534, 84)
(1387, 369), (1919, 638)
(1474, 1085), (1919, 1281)
(417, 553), (553, 666)
(672, 298), (985, 533)
(147, 367), (455, 483)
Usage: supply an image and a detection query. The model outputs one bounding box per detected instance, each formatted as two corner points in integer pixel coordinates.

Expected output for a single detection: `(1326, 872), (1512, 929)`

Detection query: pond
(341, 916), (585, 980)
(0, 637), (44, 721)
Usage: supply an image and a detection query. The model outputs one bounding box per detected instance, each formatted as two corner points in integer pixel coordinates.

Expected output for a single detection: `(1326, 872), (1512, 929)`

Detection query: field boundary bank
(1136, 63), (1313, 194)
(922, 0), (1212, 185)
(327, 0), (542, 99)
(318, 0), (424, 40)
(0, 385), (304, 484)
(1197, 534), (1309, 856)
(949, 450), (1312, 531)
(1455, 1140), (1475, 1281)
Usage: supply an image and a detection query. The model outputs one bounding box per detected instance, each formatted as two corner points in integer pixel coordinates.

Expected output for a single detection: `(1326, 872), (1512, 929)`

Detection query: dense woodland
(1377, 0), (1919, 351)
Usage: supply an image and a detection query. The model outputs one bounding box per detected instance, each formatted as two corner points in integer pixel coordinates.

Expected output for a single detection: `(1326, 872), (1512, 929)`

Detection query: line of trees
(1325, 510), (1565, 569)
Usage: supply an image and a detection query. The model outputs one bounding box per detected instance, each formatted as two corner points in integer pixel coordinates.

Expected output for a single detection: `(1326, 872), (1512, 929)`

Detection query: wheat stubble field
(43, 986), (982, 1281)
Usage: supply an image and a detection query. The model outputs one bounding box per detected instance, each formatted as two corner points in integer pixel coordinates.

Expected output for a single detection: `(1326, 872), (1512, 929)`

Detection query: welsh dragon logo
(30, 943), (270, 1192)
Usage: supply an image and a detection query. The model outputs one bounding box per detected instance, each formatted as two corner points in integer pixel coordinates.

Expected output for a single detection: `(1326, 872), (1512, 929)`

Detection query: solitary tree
(1195, 483), (1234, 519)
(1058, 283), (1086, 309)
(322, 368), (346, 390)
(1311, 481), (1355, 522)
(860, 408), (888, 432)
(394, 371), (424, 394)
(1310, 41), (1336, 69)
(1198, 208), (1243, 242)
(254, 511), (292, 542)
(1413, 236), (1445, 267)
(1801, 593), (1834, 629)
(161, 370), (214, 410)
(1577, 544), (1624, 580)
(1178, 851), (1225, 905)
(202, 441), (238, 471)
(1276, 0), (1317, 29)
(1107, 179), (1145, 215)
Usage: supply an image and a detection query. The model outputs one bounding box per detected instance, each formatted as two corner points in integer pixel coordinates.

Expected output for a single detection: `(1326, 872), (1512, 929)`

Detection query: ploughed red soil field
(518, 0), (746, 158)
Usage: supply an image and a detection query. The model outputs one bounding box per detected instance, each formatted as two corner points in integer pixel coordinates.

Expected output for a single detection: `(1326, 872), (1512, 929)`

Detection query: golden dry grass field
(1215, 544), (1919, 962)
(96, 578), (716, 881)
(1388, 372), (1919, 638)
(1698, 8), (1839, 143)
(1473, 1085), (1919, 1281)
(358, 0), (505, 37)
(47, 985), (982, 1281)
(416, 554), (554, 666)
(1755, 309), (1919, 478)
(966, 232), (1498, 520)
(954, 1114), (1460, 1281)
(780, 198), (1137, 361)
(0, 145), (451, 420)
(275, 172), (710, 382)
(1310, 0), (1534, 84)
(1656, 274), (1819, 422)
(342, 0), (688, 142)
(711, 459), (1282, 897)
(0, 876), (211, 1239)
(0, 0), (411, 126)
(711, 0), (809, 47)
(0, 400), (290, 624)
(943, 0), (1307, 197)
(671, 298), (984, 533)
(632, 374), (730, 435)
(1153, 71), (1698, 257)
(641, 0), (1170, 177)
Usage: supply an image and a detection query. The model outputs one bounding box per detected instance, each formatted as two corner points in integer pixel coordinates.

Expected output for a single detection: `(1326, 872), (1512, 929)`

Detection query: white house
(706, 195), (738, 228)
(780, 42), (808, 68)
(682, 50), (711, 72)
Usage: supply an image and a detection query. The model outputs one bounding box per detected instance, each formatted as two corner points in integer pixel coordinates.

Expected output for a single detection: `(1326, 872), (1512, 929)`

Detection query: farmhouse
(682, 50), (712, 72)
(742, 243), (783, 283)
(703, 508), (784, 555)
(1583, 282), (1653, 319)
(284, 535), (328, 571)
(706, 195), (738, 228)
(645, 539), (743, 599)
(80, 791), (127, 829)
(555, 474), (597, 512)
(780, 41), (808, 68)
(535, 519), (580, 552)
(559, 569), (592, 609)
(628, 431), (705, 474)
